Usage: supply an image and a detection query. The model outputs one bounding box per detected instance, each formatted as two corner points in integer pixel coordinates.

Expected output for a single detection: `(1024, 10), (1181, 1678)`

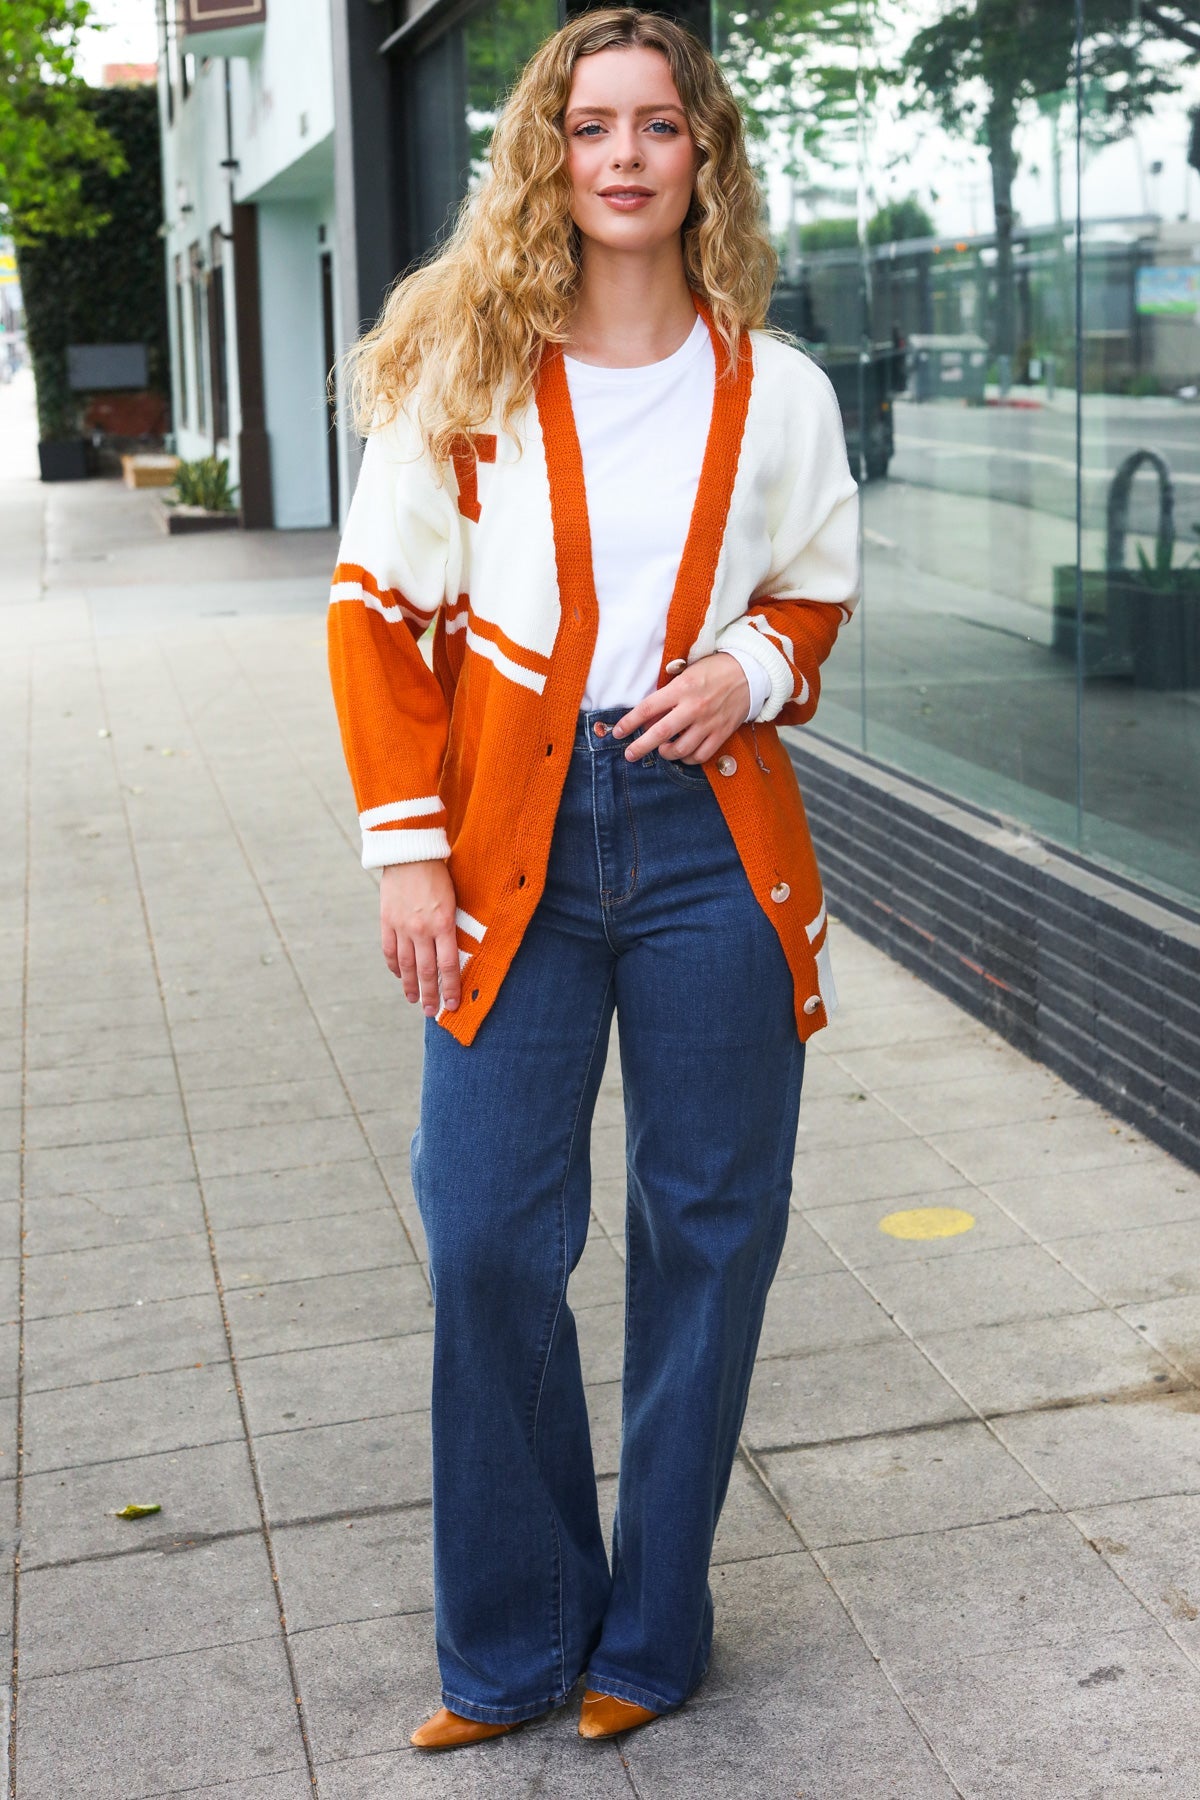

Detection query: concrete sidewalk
(3, 371), (1200, 1798)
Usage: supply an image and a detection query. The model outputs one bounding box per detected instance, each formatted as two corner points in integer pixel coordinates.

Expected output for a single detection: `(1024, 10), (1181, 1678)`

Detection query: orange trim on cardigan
(448, 432), (497, 523)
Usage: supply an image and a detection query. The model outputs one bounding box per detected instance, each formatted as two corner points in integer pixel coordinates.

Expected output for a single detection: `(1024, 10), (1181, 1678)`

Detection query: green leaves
(0, 1), (125, 244)
(171, 457), (239, 513)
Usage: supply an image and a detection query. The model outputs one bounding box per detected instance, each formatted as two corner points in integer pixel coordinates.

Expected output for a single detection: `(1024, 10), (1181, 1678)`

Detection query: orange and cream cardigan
(328, 304), (860, 1048)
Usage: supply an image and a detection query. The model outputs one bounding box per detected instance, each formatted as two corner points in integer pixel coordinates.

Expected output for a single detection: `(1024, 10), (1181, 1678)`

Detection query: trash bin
(907, 334), (988, 404)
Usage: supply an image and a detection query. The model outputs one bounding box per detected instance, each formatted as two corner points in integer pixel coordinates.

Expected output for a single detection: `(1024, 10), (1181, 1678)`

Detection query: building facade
(157, 0), (342, 528)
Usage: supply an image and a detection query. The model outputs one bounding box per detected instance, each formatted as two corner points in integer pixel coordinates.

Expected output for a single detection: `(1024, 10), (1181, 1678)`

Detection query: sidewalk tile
(983, 1158), (1200, 1241)
(992, 1393), (1200, 1509)
(927, 1115), (1157, 1187)
(23, 1092), (187, 1150)
(764, 1418), (1053, 1549)
(921, 1309), (1180, 1416)
(225, 1263), (432, 1358)
(19, 1439), (260, 1567)
(709, 1456), (798, 1566)
(17, 1638), (303, 1800)
(1119, 1293), (1200, 1374)
(862, 1242), (1100, 1333)
(24, 1056), (178, 1107)
(744, 1338), (970, 1450)
(239, 1334), (433, 1437)
(19, 1536), (278, 1678)
(879, 1065), (1092, 1134)
(20, 1181), (204, 1254)
(1048, 1220), (1200, 1307)
(317, 1736), (633, 1798)
(621, 1552), (960, 1799)
(805, 1187), (1025, 1267)
(290, 1612), (483, 1763)
(823, 1513), (1147, 1670)
(24, 1134), (195, 1198)
(203, 1160), (393, 1231)
(23, 1363), (243, 1473)
(759, 1268), (900, 1359)
(792, 1135), (967, 1209)
(25, 1230), (213, 1319)
(255, 1413), (431, 1525)
(185, 1077), (355, 1136)
(273, 1507), (433, 1633)
(191, 1115), (369, 1182)
(1071, 1492), (1200, 1656)
(218, 1206), (418, 1288)
(894, 1627), (1200, 1798)
(25, 1289), (228, 1390)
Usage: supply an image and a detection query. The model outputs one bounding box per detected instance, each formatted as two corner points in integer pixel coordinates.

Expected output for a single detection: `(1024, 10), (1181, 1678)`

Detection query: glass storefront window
(718, 0), (1200, 910)
(406, 0), (559, 253)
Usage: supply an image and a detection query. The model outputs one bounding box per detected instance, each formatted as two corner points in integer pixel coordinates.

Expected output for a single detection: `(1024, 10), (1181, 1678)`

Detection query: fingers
(435, 924), (462, 1013)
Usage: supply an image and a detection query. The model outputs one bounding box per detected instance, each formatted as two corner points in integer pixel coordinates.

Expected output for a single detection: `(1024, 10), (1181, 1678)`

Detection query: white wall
(258, 201), (330, 529)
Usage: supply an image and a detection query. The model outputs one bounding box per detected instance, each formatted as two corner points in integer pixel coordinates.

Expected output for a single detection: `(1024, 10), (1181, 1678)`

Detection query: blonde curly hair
(344, 7), (776, 462)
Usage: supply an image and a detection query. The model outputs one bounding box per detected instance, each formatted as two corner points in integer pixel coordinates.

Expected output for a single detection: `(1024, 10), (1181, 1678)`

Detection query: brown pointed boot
(409, 1705), (521, 1750)
(578, 1688), (660, 1739)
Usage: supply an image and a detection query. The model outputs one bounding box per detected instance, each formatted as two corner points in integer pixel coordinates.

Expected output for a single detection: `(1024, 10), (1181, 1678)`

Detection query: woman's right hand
(380, 860), (461, 1016)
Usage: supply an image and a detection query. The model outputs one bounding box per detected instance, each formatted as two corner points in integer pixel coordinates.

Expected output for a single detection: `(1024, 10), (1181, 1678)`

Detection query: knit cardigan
(328, 301), (860, 1047)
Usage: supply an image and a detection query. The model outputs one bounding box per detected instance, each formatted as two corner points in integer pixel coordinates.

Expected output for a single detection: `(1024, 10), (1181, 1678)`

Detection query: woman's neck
(565, 239), (698, 369)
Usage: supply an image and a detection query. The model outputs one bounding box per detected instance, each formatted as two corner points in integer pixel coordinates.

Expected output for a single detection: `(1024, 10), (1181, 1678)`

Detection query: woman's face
(563, 45), (699, 254)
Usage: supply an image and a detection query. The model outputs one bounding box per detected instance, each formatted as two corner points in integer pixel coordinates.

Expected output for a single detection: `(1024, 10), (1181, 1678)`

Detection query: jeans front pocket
(652, 748), (711, 790)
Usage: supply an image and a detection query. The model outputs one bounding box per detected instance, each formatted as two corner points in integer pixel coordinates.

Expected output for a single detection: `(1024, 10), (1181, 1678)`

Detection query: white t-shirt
(563, 315), (771, 726)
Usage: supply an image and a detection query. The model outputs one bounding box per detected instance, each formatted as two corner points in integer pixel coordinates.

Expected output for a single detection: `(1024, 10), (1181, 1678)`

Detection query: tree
(0, 1), (125, 244)
(901, 1), (1189, 360)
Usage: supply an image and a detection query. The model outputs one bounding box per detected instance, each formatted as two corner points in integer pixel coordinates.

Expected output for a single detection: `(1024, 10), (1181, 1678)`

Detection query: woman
(328, 6), (859, 1753)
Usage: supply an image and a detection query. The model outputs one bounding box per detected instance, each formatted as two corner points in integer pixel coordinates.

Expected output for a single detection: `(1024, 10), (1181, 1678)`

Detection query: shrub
(171, 456), (237, 512)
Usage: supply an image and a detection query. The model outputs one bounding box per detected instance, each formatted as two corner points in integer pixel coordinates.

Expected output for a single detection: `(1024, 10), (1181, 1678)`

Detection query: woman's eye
(573, 122), (605, 136)
(646, 119), (679, 135)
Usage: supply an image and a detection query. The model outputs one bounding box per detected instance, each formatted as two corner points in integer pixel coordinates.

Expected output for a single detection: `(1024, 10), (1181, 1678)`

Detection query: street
(3, 368), (1200, 1797)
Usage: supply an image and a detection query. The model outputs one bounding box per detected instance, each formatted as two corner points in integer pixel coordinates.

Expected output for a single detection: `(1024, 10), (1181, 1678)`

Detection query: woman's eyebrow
(564, 102), (687, 121)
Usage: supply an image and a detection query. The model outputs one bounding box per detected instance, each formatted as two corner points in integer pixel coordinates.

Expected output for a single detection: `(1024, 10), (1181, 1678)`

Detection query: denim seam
(579, 1666), (690, 1716)
(528, 965), (615, 1701)
(439, 1683), (576, 1726)
(605, 761), (640, 907)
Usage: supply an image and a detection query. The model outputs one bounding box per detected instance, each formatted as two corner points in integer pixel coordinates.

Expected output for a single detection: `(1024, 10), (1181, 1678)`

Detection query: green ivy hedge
(17, 85), (168, 442)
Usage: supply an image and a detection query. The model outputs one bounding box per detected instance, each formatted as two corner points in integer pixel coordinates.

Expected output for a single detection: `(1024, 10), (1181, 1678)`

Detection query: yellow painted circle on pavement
(878, 1205), (976, 1240)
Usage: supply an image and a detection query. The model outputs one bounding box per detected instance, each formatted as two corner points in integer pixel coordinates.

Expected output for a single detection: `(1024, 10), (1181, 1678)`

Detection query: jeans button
(593, 721), (609, 737)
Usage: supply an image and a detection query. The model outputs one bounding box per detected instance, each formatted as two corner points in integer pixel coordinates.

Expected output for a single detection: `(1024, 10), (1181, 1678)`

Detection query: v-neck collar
(535, 294), (754, 688)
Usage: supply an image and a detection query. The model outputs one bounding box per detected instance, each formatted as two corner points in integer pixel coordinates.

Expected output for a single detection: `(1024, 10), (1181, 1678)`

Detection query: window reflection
(718, 0), (1200, 906)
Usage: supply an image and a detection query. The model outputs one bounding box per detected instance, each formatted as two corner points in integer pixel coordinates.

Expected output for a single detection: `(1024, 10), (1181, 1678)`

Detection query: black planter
(38, 438), (89, 482)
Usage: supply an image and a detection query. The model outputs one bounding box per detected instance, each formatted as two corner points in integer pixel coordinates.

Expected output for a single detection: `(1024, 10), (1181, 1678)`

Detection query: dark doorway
(320, 249), (339, 527)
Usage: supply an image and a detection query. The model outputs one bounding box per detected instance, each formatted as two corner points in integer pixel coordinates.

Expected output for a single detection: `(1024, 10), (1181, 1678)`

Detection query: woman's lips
(597, 191), (655, 211)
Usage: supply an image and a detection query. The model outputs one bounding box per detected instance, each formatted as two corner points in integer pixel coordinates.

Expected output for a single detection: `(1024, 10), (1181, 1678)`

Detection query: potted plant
(34, 352), (88, 482)
(1052, 448), (1200, 689)
(160, 455), (240, 533)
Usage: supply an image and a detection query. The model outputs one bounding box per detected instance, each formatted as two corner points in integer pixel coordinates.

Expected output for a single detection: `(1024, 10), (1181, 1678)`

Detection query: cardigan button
(803, 994), (822, 1016)
(665, 657), (687, 675)
(716, 754), (737, 776)
(770, 880), (790, 903)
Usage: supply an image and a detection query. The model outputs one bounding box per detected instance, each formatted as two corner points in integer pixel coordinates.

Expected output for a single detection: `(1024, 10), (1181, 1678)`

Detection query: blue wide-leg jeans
(410, 703), (806, 1723)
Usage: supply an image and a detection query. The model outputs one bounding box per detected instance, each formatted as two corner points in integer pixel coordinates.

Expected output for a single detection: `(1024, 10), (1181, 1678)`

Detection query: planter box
(122, 452), (180, 489)
(159, 500), (240, 535)
(38, 439), (88, 482)
(1052, 565), (1200, 689)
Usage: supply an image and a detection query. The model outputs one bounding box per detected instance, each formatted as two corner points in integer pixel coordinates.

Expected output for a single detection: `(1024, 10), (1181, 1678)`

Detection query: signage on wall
(181, 0), (267, 30)
(1135, 265), (1200, 318)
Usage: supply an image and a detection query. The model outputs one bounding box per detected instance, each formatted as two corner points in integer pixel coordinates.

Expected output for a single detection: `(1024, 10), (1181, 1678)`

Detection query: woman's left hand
(612, 652), (750, 765)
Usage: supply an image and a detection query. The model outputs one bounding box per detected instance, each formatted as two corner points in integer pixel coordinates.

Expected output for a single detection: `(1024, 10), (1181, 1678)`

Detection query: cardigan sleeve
(327, 411), (461, 868)
(713, 363), (860, 729)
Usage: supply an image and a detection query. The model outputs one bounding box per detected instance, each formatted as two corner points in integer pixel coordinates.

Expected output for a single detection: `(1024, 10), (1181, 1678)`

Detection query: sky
(75, 0), (159, 86)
